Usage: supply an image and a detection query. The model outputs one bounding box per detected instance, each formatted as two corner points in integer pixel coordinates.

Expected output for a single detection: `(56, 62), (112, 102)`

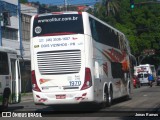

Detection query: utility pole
(0, 15), (2, 46)
(64, 0), (67, 11)
(18, 0), (23, 57)
(0, 2), (3, 46)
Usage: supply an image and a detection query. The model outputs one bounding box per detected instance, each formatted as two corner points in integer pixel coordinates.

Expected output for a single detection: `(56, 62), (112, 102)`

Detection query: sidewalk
(21, 92), (33, 102)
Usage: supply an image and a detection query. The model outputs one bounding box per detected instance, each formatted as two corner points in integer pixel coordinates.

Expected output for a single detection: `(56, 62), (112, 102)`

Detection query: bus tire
(101, 86), (108, 108)
(102, 86), (112, 108)
(126, 83), (132, 100)
(2, 89), (10, 111)
(106, 87), (113, 107)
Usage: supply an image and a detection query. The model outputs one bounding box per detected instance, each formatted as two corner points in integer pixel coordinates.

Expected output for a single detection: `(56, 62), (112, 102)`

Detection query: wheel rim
(108, 92), (111, 103)
(104, 92), (107, 103)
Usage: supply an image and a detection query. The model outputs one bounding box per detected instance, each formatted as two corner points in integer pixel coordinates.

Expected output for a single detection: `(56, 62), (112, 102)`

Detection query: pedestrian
(148, 74), (154, 87)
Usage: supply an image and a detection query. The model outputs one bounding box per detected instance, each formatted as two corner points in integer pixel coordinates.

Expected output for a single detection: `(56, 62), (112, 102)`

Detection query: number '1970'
(69, 81), (81, 86)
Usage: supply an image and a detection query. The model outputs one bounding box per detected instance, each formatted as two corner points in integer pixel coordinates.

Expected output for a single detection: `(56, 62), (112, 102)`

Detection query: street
(3, 83), (160, 119)
(1, 1), (160, 120)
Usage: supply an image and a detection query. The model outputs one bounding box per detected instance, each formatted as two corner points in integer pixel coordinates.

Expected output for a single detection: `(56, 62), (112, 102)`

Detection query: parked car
(156, 68), (160, 86)
(132, 75), (141, 88)
(156, 76), (160, 86)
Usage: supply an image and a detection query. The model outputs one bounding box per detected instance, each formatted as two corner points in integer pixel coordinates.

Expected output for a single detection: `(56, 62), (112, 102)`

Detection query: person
(148, 74), (154, 87)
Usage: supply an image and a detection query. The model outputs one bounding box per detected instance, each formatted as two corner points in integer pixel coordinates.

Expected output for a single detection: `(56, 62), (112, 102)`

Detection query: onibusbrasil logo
(1, 112), (42, 118)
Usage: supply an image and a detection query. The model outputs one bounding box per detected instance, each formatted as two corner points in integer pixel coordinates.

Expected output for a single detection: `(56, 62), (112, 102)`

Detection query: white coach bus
(30, 12), (132, 107)
(0, 47), (21, 111)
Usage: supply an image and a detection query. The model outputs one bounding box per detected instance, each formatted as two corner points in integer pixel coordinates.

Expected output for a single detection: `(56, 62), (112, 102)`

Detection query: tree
(19, 0), (28, 3)
(105, 0), (120, 16)
(93, 1), (117, 25)
(93, 0), (160, 67)
(116, 0), (160, 66)
(94, 0), (120, 17)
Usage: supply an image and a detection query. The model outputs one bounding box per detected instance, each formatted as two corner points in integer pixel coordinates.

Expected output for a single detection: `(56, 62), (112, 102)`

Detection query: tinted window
(33, 14), (84, 37)
(138, 74), (143, 78)
(144, 74), (148, 78)
(138, 74), (148, 78)
(111, 62), (123, 78)
(0, 52), (9, 75)
(89, 17), (120, 49)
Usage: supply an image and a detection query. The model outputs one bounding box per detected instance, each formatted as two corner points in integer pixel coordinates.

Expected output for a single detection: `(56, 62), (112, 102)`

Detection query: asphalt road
(1, 83), (160, 119)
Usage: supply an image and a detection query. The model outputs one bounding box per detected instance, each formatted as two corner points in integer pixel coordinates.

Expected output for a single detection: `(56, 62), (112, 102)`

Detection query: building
(20, 3), (38, 92)
(0, 0), (51, 92)
(0, 0), (20, 54)
(0, 0), (39, 92)
(21, 4), (38, 60)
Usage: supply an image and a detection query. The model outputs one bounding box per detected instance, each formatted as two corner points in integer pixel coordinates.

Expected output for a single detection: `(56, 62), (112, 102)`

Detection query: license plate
(56, 94), (66, 99)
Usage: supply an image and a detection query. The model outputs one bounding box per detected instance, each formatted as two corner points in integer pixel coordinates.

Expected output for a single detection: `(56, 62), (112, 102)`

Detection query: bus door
(9, 54), (21, 103)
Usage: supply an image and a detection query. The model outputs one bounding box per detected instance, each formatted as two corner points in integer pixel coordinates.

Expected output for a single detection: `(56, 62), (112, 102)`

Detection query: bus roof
(34, 11), (81, 18)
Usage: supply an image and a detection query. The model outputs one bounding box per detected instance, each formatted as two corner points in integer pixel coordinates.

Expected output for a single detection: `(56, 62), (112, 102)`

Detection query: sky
(28, 0), (99, 5)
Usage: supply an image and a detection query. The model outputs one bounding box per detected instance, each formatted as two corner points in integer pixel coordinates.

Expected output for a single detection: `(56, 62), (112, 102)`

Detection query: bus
(30, 11), (132, 107)
(0, 47), (21, 111)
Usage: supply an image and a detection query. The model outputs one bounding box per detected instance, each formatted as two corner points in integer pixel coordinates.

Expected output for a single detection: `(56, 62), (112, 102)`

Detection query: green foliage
(93, 0), (160, 66)
(19, 0), (28, 3)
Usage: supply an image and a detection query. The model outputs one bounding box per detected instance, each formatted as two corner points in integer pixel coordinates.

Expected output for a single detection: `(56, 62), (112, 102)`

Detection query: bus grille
(37, 50), (81, 75)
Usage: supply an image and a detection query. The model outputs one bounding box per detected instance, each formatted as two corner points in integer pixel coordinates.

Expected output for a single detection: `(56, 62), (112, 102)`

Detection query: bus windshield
(33, 14), (84, 37)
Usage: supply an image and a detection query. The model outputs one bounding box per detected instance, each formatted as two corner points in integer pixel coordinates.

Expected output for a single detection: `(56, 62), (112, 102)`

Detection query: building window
(22, 14), (31, 41)
(2, 27), (18, 40)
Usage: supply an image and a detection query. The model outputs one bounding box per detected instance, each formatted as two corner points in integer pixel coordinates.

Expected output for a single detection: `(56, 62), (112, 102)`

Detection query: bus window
(33, 14), (84, 37)
(0, 52), (9, 75)
(89, 17), (120, 49)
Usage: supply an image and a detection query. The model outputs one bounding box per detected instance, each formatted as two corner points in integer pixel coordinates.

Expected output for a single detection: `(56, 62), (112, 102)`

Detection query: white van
(137, 72), (149, 85)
